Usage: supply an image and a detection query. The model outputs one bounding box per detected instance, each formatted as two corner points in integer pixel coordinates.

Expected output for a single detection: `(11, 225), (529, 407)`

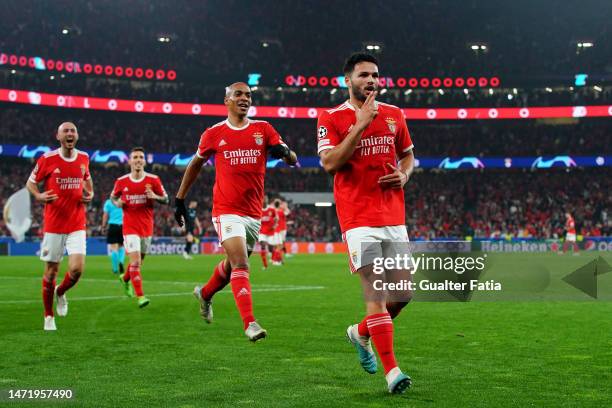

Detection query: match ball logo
(385, 117), (397, 133)
(253, 132), (264, 146)
(318, 126), (328, 139)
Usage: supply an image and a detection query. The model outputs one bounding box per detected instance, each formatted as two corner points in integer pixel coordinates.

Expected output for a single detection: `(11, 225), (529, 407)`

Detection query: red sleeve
(265, 122), (284, 146)
(316, 111), (341, 154)
(153, 177), (166, 196)
(28, 155), (49, 184)
(395, 111), (414, 158)
(196, 128), (216, 159)
(111, 179), (122, 198)
(83, 156), (91, 181)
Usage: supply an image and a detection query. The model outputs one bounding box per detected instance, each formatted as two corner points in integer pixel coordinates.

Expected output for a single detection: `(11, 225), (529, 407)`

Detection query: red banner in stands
(1, 88), (611, 120)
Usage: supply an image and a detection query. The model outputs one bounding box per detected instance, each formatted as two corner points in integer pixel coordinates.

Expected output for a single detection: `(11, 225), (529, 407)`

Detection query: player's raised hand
(174, 197), (187, 227)
(378, 163), (408, 189)
(355, 90), (378, 128)
(36, 189), (59, 203)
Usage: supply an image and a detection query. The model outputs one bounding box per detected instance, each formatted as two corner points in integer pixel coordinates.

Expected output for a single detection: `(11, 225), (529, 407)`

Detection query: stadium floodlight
(157, 36), (170, 43)
(471, 45), (479, 50)
(364, 42), (383, 52)
(463, 88), (469, 95)
(469, 43), (488, 53)
(330, 88), (337, 95)
(302, 87), (307, 92)
(404, 89), (412, 95)
(578, 42), (593, 48)
(488, 88), (494, 95)
(10, 69), (16, 74)
(61, 28), (69, 35)
(438, 89), (444, 95)
(315, 202), (333, 207)
(593, 85), (602, 92)
(251, 86), (258, 91)
(276, 86), (282, 91)
(262, 42), (269, 48)
(380, 88), (387, 95)
(513, 88), (518, 95)
(49, 75), (55, 80)
(507, 94), (513, 100)
(545, 87), (553, 93)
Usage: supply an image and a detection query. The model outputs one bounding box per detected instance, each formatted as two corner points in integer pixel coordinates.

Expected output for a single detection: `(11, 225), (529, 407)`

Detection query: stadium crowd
(1, 159), (609, 241)
(1, 107), (610, 158)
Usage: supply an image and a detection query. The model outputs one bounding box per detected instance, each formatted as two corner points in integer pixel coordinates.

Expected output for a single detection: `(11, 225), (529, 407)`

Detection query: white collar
(58, 148), (78, 162)
(129, 173), (146, 183)
(225, 119), (250, 130)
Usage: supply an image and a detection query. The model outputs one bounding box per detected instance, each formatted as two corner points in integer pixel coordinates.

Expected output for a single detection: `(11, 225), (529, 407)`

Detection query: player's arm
(377, 151), (415, 189)
(146, 182), (169, 204)
(175, 155), (207, 226)
(265, 123), (298, 166)
(26, 179), (58, 203)
(319, 91), (378, 174)
(26, 157), (58, 203)
(82, 177), (94, 203)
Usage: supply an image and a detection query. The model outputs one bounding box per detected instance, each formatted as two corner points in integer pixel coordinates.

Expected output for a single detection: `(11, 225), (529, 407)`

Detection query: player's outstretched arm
(269, 143), (298, 166)
(175, 155), (206, 226)
(320, 91), (378, 174)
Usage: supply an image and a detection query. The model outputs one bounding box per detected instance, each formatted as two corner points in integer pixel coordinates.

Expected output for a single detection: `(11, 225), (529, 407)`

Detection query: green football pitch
(1, 252), (611, 407)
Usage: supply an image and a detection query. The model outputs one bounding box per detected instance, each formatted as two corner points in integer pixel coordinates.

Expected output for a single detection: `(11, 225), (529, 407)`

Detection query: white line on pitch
(0, 286), (326, 304)
(0, 276), (306, 287)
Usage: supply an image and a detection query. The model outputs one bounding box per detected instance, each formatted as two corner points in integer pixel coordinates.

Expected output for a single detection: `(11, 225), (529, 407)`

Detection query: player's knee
(44, 265), (59, 280)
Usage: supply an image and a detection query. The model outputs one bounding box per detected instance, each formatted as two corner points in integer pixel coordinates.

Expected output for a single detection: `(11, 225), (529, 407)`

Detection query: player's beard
(352, 84), (378, 102)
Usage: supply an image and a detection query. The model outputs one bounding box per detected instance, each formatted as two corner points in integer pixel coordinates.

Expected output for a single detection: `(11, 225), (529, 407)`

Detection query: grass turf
(0, 252), (611, 407)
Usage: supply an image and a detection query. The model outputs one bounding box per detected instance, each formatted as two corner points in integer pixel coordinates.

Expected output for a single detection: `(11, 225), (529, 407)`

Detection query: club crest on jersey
(80, 164), (86, 176)
(253, 132), (264, 146)
(385, 117), (397, 133)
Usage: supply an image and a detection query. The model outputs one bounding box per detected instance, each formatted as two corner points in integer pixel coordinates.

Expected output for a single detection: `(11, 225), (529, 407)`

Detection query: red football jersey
(111, 173), (166, 236)
(317, 101), (414, 232)
(260, 206), (277, 235)
(276, 208), (287, 232)
(196, 119), (285, 219)
(566, 217), (576, 234)
(28, 149), (90, 234)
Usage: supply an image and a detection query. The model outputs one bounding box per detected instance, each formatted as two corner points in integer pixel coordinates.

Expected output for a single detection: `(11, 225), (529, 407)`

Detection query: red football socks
(56, 272), (80, 297)
(129, 264), (144, 297)
(42, 278), (55, 317)
(230, 267), (255, 329)
(357, 316), (369, 337)
(366, 313), (398, 374)
(260, 248), (268, 268)
(201, 260), (230, 300)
